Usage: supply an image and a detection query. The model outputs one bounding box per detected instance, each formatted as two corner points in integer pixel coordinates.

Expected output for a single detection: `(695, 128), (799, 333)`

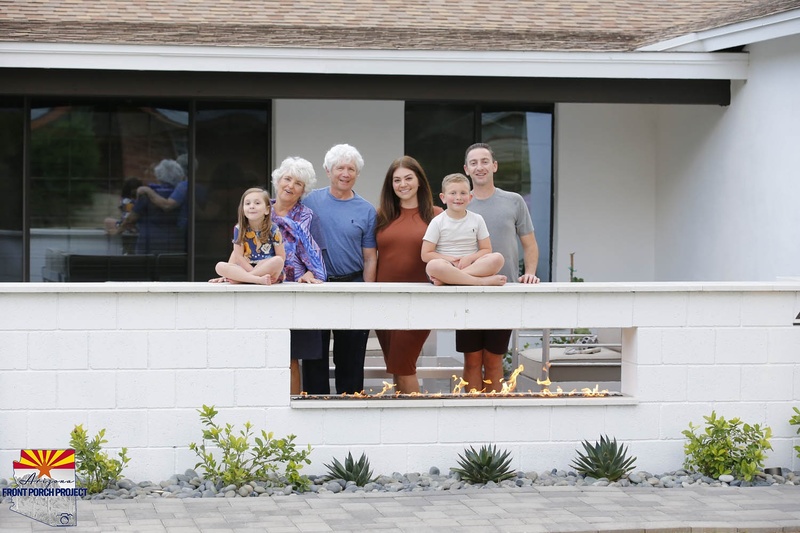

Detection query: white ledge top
(2, 281), (799, 294)
(290, 395), (638, 409)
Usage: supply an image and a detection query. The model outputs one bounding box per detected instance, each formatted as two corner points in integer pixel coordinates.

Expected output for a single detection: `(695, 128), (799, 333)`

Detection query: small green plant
(323, 452), (376, 486)
(551, 328), (592, 345)
(188, 405), (312, 491)
(452, 444), (515, 484)
(571, 435), (636, 481)
(790, 407), (800, 458)
(682, 411), (772, 482)
(69, 424), (130, 494)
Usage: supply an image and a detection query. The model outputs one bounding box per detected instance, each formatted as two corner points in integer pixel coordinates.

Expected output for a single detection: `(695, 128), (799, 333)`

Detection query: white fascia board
(0, 42), (748, 80)
(639, 8), (800, 52)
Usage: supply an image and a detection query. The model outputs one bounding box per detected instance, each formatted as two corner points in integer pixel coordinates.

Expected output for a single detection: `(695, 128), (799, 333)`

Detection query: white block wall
(653, 33), (800, 281)
(1, 282), (799, 482)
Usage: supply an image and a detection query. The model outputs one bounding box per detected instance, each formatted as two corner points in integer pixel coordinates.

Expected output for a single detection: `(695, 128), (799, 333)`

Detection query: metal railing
(511, 328), (622, 383)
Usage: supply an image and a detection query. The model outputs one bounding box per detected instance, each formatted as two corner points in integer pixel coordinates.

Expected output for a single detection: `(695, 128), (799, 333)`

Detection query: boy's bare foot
(481, 275), (507, 286)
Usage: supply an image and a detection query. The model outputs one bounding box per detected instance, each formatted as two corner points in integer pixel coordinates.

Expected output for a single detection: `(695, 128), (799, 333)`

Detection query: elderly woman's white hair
(154, 159), (185, 187)
(323, 144), (364, 175)
(271, 156), (317, 198)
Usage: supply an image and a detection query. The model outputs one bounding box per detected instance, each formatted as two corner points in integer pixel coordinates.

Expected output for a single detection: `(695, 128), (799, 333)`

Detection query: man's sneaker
(565, 335), (601, 355)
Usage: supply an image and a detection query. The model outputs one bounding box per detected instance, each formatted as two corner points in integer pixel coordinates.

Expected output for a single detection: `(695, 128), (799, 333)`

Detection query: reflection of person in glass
(104, 176), (142, 254)
(134, 154), (193, 234)
(118, 159), (184, 255)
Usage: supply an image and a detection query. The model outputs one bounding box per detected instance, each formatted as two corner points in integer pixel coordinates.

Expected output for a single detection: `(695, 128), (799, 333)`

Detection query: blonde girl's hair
(235, 187), (273, 246)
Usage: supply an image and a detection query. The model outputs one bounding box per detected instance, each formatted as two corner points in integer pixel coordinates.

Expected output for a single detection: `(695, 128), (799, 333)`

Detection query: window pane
(404, 103), (474, 204)
(30, 102), (189, 282)
(194, 104), (270, 280)
(406, 103), (554, 280)
(0, 100), (24, 281)
(481, 110), (553, 281)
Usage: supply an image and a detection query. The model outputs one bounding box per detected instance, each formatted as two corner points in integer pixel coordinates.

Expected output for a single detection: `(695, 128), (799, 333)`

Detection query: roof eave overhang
(0, 42), (749, 80)
(638, 8), (800, 52)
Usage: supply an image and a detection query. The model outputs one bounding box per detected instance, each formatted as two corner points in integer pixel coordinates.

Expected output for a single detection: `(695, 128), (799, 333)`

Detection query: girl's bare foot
(208, 277), (227, 283)
(430, 276), (444, 286)
(480, 275), (507, 286)
(257, 274), (273, 286)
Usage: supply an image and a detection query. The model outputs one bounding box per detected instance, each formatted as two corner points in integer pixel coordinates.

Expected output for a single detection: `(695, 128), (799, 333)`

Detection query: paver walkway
(2, 486), (799, 532)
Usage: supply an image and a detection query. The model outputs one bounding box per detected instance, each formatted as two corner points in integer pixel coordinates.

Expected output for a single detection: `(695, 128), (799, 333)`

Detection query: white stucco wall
(1, 282), (798, 482)
(554, 104), (657, 282)
(273, 99), (405, 206)
(654, 33), (800, 281)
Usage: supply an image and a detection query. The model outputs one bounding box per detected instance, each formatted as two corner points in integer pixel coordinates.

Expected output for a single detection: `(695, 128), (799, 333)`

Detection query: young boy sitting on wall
(421, 173), (506, 286)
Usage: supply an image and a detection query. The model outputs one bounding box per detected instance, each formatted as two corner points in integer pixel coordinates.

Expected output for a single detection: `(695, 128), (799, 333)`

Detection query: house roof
(1, 0), (799, 52)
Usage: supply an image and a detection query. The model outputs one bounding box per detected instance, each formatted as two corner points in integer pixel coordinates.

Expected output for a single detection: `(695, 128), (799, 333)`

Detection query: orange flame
(499, 364), (524, 394)
(374, 381), (396, 397)
(582, 384), (608, 396)
(298, 364), (610, 399)
(451, 375), (469, 394)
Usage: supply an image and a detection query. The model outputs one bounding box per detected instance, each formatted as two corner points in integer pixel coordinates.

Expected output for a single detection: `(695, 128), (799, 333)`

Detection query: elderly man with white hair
(301, 144), (377, 395)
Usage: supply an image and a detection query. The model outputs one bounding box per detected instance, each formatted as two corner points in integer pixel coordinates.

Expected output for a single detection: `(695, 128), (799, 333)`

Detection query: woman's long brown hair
(376, 156), (436, 234)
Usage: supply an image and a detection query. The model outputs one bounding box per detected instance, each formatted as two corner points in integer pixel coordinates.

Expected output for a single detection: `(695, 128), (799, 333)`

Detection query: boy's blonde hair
(441, 173), (471, 192)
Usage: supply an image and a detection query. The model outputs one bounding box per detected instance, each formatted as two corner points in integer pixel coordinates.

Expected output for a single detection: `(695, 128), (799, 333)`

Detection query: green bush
(188, 405), (312, 492)
(682, 411), (772, 482)
(69, 424), (130, 494)
(790, 407), (800, 459)
(551, 328), (592, 345)
(571, 435), (636, 481)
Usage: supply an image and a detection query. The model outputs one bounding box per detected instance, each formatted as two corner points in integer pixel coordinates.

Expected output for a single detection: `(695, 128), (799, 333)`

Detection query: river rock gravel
(3, 466), (797, 501)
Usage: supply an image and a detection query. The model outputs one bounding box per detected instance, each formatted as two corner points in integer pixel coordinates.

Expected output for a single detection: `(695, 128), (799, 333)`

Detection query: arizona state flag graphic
(13, 449), (75, 484)
(5, 449), (80, 527)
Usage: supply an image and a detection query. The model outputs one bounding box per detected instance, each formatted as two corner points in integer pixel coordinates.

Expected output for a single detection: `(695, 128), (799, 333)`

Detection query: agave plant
(571, 435), (636, 481)
(323, 452), (376, 486)
(452, 444), (515, 484)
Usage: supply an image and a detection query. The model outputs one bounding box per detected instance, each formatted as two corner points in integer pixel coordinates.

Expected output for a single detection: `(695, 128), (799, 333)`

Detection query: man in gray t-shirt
(455, 143), (540, 392)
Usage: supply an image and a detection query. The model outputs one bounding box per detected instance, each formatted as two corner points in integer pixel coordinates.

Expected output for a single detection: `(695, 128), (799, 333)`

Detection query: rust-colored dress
(376, 206), (443, 375)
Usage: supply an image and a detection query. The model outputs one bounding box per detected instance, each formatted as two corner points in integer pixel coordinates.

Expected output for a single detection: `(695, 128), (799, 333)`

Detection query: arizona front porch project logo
(2, 449), (86, 527)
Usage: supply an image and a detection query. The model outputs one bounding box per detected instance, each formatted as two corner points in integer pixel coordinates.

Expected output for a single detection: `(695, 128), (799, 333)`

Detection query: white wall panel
(273, 99), (404, 206)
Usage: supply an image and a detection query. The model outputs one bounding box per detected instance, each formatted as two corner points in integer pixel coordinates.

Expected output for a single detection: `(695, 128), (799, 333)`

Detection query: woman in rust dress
(375, 156), (442, 393)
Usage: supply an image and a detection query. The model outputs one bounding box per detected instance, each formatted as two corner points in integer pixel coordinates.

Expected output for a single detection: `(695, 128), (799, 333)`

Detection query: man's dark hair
(464, 143), (496, 164)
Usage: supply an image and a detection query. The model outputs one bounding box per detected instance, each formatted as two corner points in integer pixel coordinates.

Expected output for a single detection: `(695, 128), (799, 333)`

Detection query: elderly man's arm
(137, 185), (178, 211)
(362, 247), (377, 282)
(518, 232), (540, 284)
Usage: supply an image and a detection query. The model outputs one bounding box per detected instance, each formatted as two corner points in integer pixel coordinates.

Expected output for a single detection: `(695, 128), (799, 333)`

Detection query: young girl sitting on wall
(213, 188), (285, 285)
